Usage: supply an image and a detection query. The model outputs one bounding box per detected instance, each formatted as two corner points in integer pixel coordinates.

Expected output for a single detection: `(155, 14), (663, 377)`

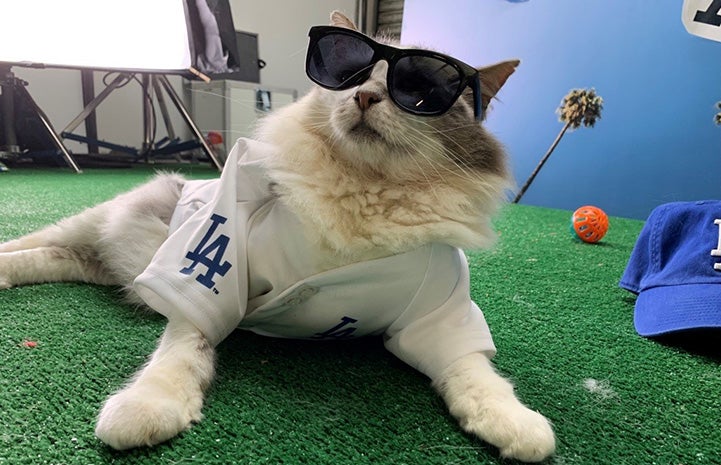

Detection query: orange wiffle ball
(571, 205), (609, 243)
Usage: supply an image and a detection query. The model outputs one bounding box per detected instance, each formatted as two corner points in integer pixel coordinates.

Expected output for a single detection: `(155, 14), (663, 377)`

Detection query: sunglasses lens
(391, 56), (463, 115)
(308, 32), (375, 89)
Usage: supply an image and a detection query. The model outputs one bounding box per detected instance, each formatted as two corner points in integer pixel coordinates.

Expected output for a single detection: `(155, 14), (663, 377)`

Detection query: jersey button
(299, 287), (318, 298)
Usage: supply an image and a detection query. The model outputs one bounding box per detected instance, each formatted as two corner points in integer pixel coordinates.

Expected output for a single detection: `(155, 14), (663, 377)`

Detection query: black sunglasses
(305, 26), (483, 120)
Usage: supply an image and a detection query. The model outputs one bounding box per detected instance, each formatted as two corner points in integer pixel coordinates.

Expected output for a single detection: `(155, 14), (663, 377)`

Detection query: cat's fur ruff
(0, 12), (555, 462)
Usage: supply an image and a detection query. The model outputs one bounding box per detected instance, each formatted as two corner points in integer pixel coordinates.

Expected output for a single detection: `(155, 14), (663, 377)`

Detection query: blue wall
(402, 0), (721, 219)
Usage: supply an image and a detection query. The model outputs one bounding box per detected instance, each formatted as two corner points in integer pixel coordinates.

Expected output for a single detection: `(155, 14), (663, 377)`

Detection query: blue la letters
(180, 213), (232, 289)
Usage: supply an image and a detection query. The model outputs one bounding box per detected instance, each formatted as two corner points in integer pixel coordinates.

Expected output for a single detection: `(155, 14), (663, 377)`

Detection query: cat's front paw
(95, 381), (203, 450)
(435, 353), (555, 462)
(460, 399), (555, 462)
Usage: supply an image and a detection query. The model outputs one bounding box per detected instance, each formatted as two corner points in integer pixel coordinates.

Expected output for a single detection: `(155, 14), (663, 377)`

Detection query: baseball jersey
(133, 138), (496, 380)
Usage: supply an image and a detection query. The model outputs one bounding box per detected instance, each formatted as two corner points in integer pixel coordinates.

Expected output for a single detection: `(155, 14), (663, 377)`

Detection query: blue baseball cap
(619, 200), (721, 337)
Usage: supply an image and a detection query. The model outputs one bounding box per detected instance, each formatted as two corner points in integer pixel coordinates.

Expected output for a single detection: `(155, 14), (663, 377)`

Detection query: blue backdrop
(402, 0), (721, 219)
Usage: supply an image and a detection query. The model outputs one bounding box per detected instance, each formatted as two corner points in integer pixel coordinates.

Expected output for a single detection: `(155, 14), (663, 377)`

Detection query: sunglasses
(305, 26), (483, 120)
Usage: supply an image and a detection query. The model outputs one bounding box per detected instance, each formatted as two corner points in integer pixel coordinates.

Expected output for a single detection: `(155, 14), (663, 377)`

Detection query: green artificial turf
(1, 165), (720, 465)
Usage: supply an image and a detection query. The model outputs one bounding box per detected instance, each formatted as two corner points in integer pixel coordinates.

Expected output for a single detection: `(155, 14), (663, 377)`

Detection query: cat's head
(302, 11), (519, 184)
(256, 12), (521, 254)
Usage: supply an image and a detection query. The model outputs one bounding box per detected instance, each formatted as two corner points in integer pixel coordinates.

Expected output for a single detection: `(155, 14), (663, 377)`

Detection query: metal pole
(141, 74), (153, 157)
(62, 73), (130, 134)
(80, 70), (99, 154)
(0, 65), (19, 153)
(156, 75), (223, 171)
(152, 76), (177, 140)
(151, 76), (183, 162)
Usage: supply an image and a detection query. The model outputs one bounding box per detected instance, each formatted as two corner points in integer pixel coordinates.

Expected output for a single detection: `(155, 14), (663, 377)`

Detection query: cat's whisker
(398, 144), (444, 201)
(430, 122), (484, 134)
(390, 128), (451, 184)
(400, 123), (483, 187)
(406, 120), (491, 186)
(186, 88), (259, 110)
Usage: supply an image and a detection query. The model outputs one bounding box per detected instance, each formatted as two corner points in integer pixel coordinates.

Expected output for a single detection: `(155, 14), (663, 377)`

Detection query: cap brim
(634, 284), (721, 337)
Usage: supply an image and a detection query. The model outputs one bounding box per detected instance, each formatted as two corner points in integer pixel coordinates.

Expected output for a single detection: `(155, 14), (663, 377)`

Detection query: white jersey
(133, 138), (496, 380)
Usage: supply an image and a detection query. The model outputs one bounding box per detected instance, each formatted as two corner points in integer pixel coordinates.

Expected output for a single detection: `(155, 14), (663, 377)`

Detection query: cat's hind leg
(0, 245), (116, 289)
(433, 352), (556, 463)
(0, 193), (114, 254)
(0, 202), (119, 289)
(0, 173), (184, 290)
(0, 224), (68, 253)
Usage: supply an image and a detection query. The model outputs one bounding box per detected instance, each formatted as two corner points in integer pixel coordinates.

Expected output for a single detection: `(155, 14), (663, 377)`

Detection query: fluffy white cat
(0, 12), (555, 463)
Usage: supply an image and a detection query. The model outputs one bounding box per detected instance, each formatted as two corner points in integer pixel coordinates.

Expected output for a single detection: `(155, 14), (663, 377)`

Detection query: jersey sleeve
(133, 138), (274, 346)
(383, 245), (496, 380)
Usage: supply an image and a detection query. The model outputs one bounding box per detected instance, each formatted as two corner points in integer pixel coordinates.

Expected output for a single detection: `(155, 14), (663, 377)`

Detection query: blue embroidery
(312, 316), (358, 339)
(180, 213), (232, 290)
(694, 0), (721, 27)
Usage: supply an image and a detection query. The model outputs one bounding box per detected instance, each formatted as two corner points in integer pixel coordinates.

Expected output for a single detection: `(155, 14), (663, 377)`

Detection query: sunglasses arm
(471, 77), (483, 121)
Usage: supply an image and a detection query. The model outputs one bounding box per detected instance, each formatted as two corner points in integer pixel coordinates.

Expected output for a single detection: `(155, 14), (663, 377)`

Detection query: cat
(0, 11), (555, 463)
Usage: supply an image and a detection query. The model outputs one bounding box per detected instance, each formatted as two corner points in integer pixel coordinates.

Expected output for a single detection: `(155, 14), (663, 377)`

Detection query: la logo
(180, 213), (232, 289)
(312, 316), (358, 340)
(683, 0), (721, 42)
(711, 219), (721, 271)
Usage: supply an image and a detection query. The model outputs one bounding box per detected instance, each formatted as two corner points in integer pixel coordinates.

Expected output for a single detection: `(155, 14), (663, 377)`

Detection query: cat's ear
(477, 59), (520, 115)
(330, 10), (358, 30)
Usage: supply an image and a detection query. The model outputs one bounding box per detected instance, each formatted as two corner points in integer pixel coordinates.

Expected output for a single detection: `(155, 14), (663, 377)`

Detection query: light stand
(60, 73), (223, 171)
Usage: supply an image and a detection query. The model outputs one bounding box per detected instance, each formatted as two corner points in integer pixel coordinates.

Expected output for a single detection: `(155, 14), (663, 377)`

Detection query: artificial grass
(1, 165), (720, 465)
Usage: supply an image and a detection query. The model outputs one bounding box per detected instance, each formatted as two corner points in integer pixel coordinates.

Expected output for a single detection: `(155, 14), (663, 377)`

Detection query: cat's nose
(354, 91), (382, 111)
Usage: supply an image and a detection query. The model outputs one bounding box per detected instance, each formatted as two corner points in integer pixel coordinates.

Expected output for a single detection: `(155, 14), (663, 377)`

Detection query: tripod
(0, 64), (82, 173)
